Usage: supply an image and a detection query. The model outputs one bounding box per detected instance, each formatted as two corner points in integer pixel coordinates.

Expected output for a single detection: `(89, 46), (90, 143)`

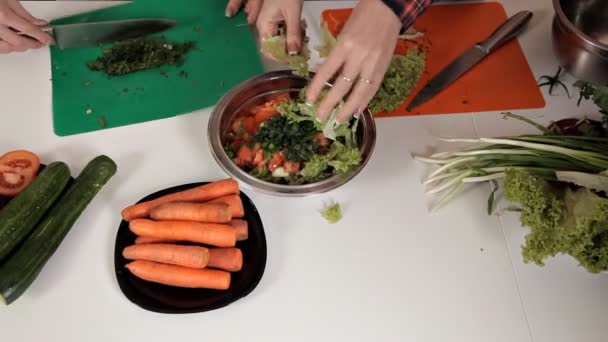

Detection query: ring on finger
(360, 77), (373, 85)
(340, 74), (355, 83)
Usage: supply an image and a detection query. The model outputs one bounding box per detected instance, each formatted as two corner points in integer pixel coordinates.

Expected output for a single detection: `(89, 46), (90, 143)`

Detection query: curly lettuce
(321, 202), (343, 224)
(260, 21), (310, 77)
(368, 49), (426, 114)
(504, 169), (608, 273)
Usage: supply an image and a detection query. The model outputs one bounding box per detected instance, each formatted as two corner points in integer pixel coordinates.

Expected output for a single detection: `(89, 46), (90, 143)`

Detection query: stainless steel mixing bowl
(207, 70), (377, 197)
(552, 0), (608, 84)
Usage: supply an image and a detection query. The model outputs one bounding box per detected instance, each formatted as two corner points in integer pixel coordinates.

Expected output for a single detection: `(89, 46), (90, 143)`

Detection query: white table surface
(1, 1), (606, 342)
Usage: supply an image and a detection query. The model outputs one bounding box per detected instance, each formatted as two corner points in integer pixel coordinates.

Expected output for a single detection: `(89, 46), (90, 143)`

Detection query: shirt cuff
(380, 0), (434, 30)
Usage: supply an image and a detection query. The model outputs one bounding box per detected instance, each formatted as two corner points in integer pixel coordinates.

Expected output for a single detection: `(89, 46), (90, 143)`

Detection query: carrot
(136, 219), (248, 243)
(121, 179), (239, 221)
(228, 219), (248, 241)
(135, 236), (177, 244)
(123, 243), (210, 268)
(208, 194), (245, 218)
(208, 248), (243, 272)
(129, 219), (237, 247)
(125, 260), (231, 289)
(150, 202), (232, 223)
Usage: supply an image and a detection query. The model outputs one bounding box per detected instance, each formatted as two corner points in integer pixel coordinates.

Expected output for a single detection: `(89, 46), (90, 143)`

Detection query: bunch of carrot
(120, 179), (248, 290)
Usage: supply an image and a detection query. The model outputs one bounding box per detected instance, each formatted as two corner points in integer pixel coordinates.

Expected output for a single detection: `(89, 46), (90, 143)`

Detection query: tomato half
(0, 150), (41, 196)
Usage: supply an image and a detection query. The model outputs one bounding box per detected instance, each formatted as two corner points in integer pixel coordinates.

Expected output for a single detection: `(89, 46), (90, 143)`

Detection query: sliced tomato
(242, 117), (258, 135)
(237, 145), (254, 165)
(283, 161), (301, 173)
(252, 149), (267, 168)
(314, 132), (330, 147)
(0, 150), (41, 196)
(253, 106), (280, 125)
(268, 151), (285, 172)
(232, 157), (245, 167)
(231, 118), (246, 135)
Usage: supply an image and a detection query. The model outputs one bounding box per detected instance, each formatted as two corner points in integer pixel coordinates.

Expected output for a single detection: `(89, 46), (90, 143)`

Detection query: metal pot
(207, 70), (377, 197)
(552, 0), (608, 84)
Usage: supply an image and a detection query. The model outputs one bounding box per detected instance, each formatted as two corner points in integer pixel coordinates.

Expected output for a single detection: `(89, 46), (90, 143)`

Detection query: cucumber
(0, 155), (117, 305)
(0, 162), (71, 261)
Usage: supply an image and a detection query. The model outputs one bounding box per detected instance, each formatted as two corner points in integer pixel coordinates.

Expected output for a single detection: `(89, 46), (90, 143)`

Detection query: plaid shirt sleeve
(380, 0), (434, 29)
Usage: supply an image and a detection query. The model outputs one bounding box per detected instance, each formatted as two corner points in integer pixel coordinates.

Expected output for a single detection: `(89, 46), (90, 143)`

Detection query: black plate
(114, 182), (267, 314)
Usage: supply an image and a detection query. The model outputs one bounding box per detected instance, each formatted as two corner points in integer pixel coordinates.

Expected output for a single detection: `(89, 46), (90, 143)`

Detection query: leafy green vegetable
(315, 21), (337, 58)
(300, 154), (329, 179)
(223, 144), (236, 158)
(327, 141), (361, 174)
(87, 37), (195, 76)
(260, 22), (310, 78)
(321, 202), (343, 224)
(368, 50), (426, 114)
(574, 80), (608, 115)
(504, 169), (608, 273)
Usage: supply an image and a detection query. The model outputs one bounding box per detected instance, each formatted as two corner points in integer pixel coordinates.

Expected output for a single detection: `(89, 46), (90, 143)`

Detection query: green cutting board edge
(50, 0), (264, 136)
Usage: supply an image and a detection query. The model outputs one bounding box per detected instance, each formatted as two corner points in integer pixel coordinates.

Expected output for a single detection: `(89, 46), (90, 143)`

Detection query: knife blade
(406, 10), (533, 112)
(17, 18), (177, 49)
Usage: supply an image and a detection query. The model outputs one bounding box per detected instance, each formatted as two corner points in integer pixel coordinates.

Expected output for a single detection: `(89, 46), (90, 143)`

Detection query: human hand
(225, 0), (264, 25)
(256, 0), (304, 55)
(0, 0), (53, 53)
(306, 0), (402, 122)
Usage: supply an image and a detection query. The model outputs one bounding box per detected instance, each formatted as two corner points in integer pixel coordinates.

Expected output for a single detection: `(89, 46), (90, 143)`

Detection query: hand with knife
(0, 0), (53, 53)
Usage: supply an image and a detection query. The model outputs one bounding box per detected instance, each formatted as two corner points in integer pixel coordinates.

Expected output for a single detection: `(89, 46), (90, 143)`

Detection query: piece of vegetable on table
(129, 219), (237, 247)
(414, 112), (608, 273)
(150, 202), (232, 223)
(121, 178), (239, 221)
(0, 150), (41, 196)
(123, 243), (210, 268)
(0, 155), (117, 305)
(504, 169), (608, 273)
(413, 113), (608, 212)
(126, 260), (231, 290)
(87, 37), (195, 76)
(0, 161), (71, 261)
(321, 201), (342, 224)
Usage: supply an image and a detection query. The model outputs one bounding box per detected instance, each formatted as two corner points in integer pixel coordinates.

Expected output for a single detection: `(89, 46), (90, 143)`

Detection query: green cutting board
(50, 0), (264, 136)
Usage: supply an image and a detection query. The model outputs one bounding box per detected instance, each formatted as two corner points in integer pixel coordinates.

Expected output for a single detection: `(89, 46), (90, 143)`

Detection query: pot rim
(553, 0), (608, 52)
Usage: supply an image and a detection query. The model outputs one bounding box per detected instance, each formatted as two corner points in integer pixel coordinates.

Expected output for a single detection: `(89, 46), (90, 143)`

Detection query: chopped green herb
(321, 202), (342, 224)
(193, 25), (201, 32)
(178, 70), (188, 78)
(97, 116), (107, 128)
(122, 88), (129, 93)
(83, 81), (92, 86)
(87, 37), (195, 76)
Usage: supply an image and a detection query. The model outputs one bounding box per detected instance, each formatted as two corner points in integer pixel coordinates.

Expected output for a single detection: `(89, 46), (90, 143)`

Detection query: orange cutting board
(322, 2), (545, 117)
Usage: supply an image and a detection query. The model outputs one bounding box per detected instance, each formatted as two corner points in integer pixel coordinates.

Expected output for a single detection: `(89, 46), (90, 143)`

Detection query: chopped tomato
(0, 150), (41, 197)
(231, 118), (246, 135)
(314, 132), (330, 147)
(283, 161), (301, 173)
(253, 106), (280, 125)
(242, 117), (257, 134)
(252, 149), (266, 168)
(237, 145), (254, 165)
(232, 157), (245, 167)
(268, 151), (285, 172)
